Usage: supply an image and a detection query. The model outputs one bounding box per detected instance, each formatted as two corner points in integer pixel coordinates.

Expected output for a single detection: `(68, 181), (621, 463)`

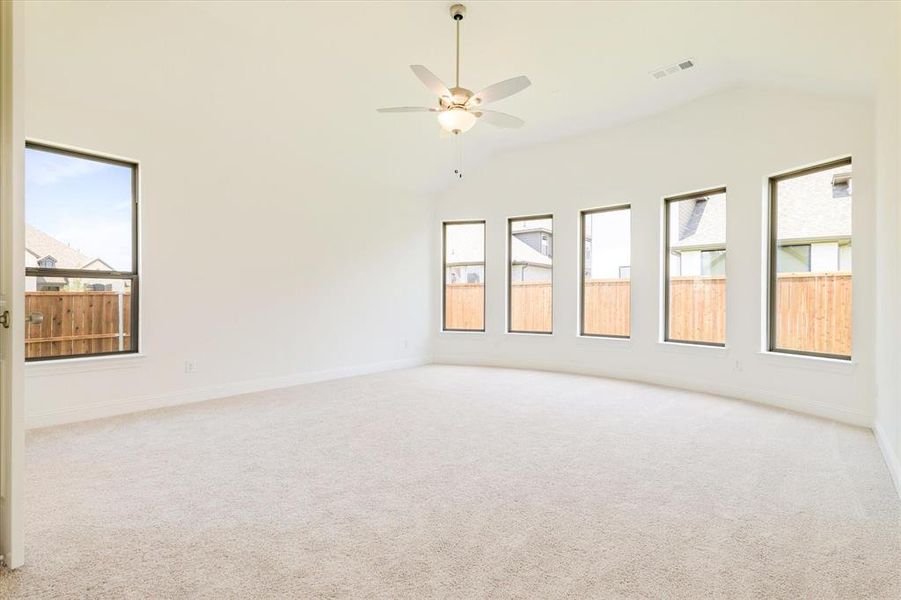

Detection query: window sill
(657, 340), (728, 356)
(577, 334), (632, 346)
(439, 329), (486, 335)
(505, 331), (554, 338)
(26, 353), (145, 377)
(757, 351), (856, 374)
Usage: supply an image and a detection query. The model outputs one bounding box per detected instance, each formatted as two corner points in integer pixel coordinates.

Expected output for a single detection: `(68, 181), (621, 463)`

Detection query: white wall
(434, 87), (876, 426)
(896, 5), (901, 494)
(873, 4), (901, 497)
(22, 3), (433, 427)
(809, 242), (839, 273)
(890, 3), (901, 495)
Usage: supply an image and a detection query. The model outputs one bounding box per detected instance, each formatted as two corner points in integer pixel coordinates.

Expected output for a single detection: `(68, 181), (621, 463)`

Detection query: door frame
(0, 0), (26, 569)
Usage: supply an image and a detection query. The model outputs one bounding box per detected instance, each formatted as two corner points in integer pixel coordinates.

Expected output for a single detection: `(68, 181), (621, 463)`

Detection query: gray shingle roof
(671, 194), (727, 250)
(25, 224), (112, 270)
(673, 166), (851, 250)
(776, 166), (851, 242)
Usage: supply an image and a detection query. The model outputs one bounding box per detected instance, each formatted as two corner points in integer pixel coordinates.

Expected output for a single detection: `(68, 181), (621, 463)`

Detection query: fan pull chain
(454, 132), (464, 179)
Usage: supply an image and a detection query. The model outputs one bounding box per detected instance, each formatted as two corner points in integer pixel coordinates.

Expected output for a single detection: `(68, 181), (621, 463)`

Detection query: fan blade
(376, 106), (438, 113)
(468, 75), (531, 106)
(410, 65), (452, 100)
(474, 109), (525, 129)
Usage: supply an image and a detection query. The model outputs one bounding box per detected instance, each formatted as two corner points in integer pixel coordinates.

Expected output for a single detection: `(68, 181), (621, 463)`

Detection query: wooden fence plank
(668, 276), (726, 344)
(510, 281), (552, 333)
(443, 274), (851, 355)
(444, 283), (485, 330)
(584, 279), (630, 336)
(25, 292), (131, 359)
(775, 273), (851, 356)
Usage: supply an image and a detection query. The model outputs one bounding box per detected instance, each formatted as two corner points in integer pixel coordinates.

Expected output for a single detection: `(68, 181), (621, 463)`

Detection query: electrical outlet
(184, 360), (197, 374)
(403, 338), (409, 350)
(734, 360), (743, 372)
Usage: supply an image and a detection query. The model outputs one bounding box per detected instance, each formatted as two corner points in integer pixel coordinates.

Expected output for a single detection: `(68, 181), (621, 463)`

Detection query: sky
(25, 147), (133, 271)
(586, 208), (630, 279)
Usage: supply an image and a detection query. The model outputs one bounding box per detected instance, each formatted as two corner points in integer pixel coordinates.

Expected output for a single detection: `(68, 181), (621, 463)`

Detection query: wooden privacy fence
(444, 283), (484, 330)
(774, 273), (851, 356)
(668, 276), (726, 344)
(584, 279), (630, 336)
(445, 273), (851, 355)
(25, 291), (131, 359)
(510, 281), (552, 332)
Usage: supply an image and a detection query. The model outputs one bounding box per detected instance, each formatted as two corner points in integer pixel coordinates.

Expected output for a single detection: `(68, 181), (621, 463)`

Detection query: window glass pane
(25, 276), (135, 359)
(772, 161), (852, 357)
(776, 245), (811, 273)
(443, 222), (484, 331)
(25, 144), (138, 361)
(582, 207), (630, 337)
(26, 146), (134, 272)
(700, 250), (726, 277)
(666, 191), (726, 344)
(509, 216), (552, 333)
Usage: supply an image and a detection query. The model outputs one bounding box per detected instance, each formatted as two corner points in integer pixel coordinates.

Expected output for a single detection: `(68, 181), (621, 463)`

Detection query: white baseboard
(433, 355), (873, 427)
(26, 356), (428, 429)
(874, 422), (901, 500)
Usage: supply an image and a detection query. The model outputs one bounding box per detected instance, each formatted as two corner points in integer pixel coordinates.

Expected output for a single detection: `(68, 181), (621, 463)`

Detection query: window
(442, 221), (485, 331)
(25, 143), (139, 360)
(664, 189), (727, 346)
(776, 244), (811, 273)
(831, 172), (852, 198)
(769, 158), (852, 359)
(580, 205), (630, 338)
(508, 215), (553, 333)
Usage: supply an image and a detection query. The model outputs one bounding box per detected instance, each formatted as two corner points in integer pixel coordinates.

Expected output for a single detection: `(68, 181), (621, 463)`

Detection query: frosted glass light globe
(438, 108), (477, 134)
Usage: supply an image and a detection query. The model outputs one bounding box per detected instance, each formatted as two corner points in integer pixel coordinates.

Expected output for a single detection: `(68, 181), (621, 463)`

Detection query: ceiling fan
(377, 3), (531, 136)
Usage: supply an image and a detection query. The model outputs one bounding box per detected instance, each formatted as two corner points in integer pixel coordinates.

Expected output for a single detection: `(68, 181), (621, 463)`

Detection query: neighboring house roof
(25, 224), (107, 270)
(82, 257), (116, 271)
(671, 196), (727, 250)
(672, 169), (851, 251)
(511, 236), (552, 267)
(776, 169), (851, 242)
(445, 226), (551, 268)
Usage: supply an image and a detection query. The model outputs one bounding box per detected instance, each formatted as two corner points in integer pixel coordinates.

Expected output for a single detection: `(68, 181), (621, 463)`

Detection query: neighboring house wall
(812, 242), (840, 272)
(513, 230), (553, 258)
(840, 243), (852, 271)
(510, 236), (552, 282)
(670, 248), (726, 277)
(511, 264), (552, 282)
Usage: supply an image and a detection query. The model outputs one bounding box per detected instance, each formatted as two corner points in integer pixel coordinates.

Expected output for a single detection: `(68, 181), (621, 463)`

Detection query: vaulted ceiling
(25, 1), (896, 194)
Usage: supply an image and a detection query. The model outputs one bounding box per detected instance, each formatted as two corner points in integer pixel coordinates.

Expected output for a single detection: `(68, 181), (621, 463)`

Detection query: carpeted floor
(1, 365), (899, 599)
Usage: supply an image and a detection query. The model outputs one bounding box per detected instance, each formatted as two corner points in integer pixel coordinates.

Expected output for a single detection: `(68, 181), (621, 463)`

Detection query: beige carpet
(1, 365), (899, 599)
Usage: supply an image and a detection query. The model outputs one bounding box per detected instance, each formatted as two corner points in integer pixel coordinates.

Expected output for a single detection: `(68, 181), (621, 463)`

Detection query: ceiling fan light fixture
(438, 108), (477, 134)
(376, 2), (530, 142)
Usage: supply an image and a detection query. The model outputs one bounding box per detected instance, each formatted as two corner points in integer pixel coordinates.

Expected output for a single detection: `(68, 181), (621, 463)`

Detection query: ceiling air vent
(650, 58), (695, 80)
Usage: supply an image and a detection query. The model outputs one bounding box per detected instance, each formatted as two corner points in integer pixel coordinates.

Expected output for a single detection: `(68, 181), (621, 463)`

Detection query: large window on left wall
(443, 221), (485, 331)
(25, 143), (139, 360)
